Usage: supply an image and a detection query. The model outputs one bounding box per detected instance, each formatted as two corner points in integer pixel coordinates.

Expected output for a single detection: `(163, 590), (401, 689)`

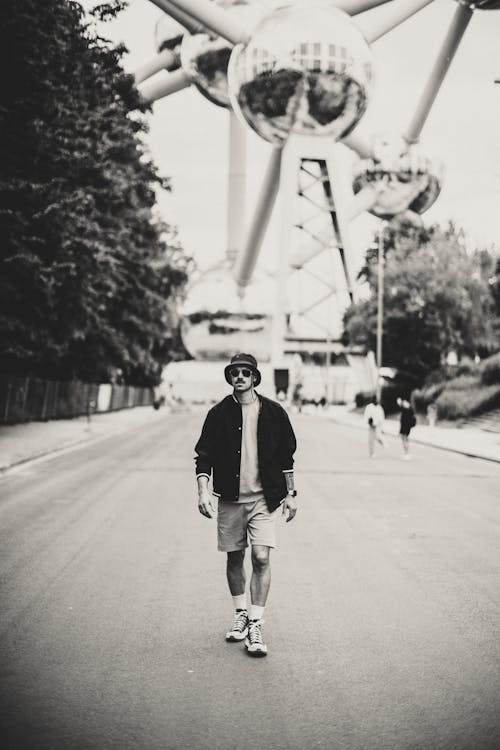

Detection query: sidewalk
(325, 405), (500, 464)
(0, 406), (169, 473)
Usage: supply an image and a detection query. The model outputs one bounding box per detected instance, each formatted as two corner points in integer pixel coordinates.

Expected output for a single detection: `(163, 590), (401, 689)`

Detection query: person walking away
(194, 353), (297, 658)
(363, 395), (385, 458)
(291, 382), (303, 413)
(397, 397), (416, 459)
(426, 402), (437, 427)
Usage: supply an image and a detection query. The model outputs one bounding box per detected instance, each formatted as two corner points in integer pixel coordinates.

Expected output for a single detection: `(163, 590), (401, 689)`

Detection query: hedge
(481, 352), (500, 386)
(435, 384), (500, 420)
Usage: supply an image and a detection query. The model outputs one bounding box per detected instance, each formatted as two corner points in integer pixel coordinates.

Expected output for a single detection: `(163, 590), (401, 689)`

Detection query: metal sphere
(352, 134), (442, 220)
(181, 262), (274, 361)
(154, 15), (184, 54)
(180, 1), (264, 108)
(227, 2), (373, 144)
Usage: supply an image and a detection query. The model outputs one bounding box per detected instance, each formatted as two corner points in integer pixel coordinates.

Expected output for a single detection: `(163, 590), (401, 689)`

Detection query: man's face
(229, 366), (254, 393)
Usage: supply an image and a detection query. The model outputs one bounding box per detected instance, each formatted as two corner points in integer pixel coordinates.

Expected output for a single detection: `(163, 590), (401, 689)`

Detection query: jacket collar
(231, 391), (260, 405)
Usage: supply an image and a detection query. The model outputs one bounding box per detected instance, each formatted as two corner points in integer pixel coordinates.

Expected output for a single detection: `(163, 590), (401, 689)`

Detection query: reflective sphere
(454, 1), (500, 8)
(181, 0), (264, 108)
(181, 262), (274, 361)
(352, 134), (442, 220)
(227, 2), (373, 144)
(154, 14), (184, 54)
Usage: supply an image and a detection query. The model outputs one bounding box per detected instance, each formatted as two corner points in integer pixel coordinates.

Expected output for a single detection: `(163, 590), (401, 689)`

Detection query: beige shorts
(217, 497), (280, 552)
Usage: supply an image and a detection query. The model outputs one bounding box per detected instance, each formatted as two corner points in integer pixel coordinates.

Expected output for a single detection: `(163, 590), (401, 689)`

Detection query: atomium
(180, 0), (264, 108)
(352, 134), (442, 220)
(227, 2), (373, 144)
(181, 262), (275, 361)
(132, 0), (498, 356)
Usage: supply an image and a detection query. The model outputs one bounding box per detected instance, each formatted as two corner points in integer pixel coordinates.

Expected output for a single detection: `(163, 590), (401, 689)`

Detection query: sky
(84, 0), (500, 311)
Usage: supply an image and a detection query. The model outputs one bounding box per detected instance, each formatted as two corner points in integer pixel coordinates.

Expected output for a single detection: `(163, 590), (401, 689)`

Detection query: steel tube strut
(342, 131), (372, 159)
(334, 0), (395, 15)
(226, 113), (247, 263)
(134, 49), (179, 85)
(361, 0), (435, 43)
(147, 0), (207, 34)
(156, 0), (249, 44)
(405, 1), (473, 143)
(233, 148), (282, 291)
(325, 147), (356, 302)
(138, 68), (191, 103)
(376, 226), (385, 401)
(346, 185), (380, 221)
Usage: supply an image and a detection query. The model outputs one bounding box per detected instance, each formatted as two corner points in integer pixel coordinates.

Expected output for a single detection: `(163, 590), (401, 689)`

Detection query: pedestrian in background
(363, 395), (385, 458)
(194, 353), (297, 658)
(397, 396), (416, 460)
(426, 402), (437, 427)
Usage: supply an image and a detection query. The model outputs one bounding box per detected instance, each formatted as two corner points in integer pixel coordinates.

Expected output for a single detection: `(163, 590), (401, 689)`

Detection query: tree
(0, 0), (191, 386)
(343, 218), (499, 386)
(488, 255), (500, 342)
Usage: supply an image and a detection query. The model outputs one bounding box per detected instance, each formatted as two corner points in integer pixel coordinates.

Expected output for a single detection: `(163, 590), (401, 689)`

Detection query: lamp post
(376, 225), (385, 402)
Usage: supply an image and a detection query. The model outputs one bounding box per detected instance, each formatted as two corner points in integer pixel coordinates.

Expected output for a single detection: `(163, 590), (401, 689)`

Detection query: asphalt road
(1, 411), (499, 750)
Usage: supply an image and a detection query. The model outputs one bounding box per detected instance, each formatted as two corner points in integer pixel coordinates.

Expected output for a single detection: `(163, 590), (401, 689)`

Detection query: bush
(424, 360), (480, 386)
(455, 360), (481, 377)
(445, 374), (481, 391)
(412, 382), (446, 413)
(435, 384), (500, 420)
(355, 391), (374, 408)
(481, 352), (500, 386)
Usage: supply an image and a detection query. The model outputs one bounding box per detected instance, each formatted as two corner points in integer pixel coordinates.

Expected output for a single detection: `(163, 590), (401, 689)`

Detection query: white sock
(232, 594), (247, 611)
(250, 604), (265, 621)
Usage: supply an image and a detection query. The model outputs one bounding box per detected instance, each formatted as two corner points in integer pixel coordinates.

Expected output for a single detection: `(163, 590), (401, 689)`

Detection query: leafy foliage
(90, 1), (129, 22)
(412, 350), (500, 419)
(435, 384), (500, 420)
(343, 216), (499, 386)
(481, 351), (500, 385)
(0, 0), (191, 386)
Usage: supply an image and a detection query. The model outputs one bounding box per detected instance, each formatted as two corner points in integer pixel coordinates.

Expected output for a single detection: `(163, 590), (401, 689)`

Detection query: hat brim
(224, 364), (261, 387)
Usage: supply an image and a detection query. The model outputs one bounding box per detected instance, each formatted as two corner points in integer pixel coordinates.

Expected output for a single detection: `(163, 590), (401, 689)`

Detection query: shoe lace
(233, 610), (248, 632)
(248, 619), (264, 645)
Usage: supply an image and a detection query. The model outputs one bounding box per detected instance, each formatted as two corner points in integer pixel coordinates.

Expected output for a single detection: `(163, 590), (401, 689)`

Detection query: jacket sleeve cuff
(282, 469), (294, 474)
(196, 472), (211, 480)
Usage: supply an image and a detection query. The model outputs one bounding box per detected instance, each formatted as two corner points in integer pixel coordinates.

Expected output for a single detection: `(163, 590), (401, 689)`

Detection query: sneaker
(225, 609), (248, 642)
(245, 619), (268, 657)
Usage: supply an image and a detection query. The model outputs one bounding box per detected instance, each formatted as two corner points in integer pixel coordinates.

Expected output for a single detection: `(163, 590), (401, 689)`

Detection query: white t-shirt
(364, 402), (385, 427)
(237, 398), (264, 503)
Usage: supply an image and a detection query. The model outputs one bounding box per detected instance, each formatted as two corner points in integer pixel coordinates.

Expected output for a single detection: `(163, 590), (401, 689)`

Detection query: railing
(0, 376), (154, 425)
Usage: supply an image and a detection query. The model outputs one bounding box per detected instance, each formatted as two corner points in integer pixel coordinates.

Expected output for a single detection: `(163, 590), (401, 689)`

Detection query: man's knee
(227, 549), (245, 569)
(251, 546), (270, 571)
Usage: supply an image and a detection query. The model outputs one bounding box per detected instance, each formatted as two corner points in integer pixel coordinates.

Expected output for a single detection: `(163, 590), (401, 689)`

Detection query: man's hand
(198, 490), (215, 519)
(282, 493), (298, 523)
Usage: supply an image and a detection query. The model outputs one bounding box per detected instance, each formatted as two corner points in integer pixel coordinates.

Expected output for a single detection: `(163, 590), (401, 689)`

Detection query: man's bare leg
(245, 544), (271, 656)
(250, 545), (271, 607)
(225, 550), (248, 642)
(227, 549), (246, 595)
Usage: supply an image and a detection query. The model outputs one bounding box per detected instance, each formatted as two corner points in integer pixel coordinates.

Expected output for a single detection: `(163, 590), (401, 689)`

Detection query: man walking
(195, 353), (297, 657)
(363, 395), (385, 458)
(397, 396), (416, 460)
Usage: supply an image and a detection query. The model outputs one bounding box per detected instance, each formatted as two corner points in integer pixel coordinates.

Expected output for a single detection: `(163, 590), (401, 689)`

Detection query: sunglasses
(230, 367), (252, 379)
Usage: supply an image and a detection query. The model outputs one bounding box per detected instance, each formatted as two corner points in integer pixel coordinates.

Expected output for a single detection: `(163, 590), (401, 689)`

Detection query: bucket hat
(224, 353), (261, 387)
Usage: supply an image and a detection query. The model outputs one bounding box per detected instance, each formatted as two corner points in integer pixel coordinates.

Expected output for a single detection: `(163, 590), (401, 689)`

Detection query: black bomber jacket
(194, 393), (297, 512)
